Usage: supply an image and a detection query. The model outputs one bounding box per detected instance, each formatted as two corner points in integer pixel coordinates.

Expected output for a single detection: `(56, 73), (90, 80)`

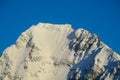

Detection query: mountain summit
(0, 23), (120, 80)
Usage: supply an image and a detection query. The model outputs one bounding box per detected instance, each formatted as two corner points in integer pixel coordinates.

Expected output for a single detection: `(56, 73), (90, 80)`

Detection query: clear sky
(0, 0), (120, 55)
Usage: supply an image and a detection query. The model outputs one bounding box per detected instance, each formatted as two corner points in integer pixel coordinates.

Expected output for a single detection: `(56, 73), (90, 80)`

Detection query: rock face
(0, 23), (120, 80)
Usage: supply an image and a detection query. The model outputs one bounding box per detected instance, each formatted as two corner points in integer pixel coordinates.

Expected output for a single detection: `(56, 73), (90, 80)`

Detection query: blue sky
(0, 0), (120, 55)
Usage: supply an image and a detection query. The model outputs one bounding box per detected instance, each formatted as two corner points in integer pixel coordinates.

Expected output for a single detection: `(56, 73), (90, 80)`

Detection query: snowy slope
(0, 23), (120, 80)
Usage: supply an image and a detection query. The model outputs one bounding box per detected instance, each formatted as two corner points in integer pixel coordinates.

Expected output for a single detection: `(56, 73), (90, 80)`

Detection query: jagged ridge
(0, 23), (120, 80)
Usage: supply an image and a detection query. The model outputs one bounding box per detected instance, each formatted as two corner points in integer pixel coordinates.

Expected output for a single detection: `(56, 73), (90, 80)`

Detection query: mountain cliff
(0, 23), (120, 80)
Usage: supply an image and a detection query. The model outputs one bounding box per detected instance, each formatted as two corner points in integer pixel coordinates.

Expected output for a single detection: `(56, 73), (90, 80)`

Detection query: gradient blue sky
(0, 0), (120, 55)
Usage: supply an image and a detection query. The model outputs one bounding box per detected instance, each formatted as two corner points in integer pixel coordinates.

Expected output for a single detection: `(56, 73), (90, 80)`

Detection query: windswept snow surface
(0, 23), (120, 80)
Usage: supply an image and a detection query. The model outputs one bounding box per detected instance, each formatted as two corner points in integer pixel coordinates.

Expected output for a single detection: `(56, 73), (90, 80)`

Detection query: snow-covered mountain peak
(0, 23), (120, 80)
